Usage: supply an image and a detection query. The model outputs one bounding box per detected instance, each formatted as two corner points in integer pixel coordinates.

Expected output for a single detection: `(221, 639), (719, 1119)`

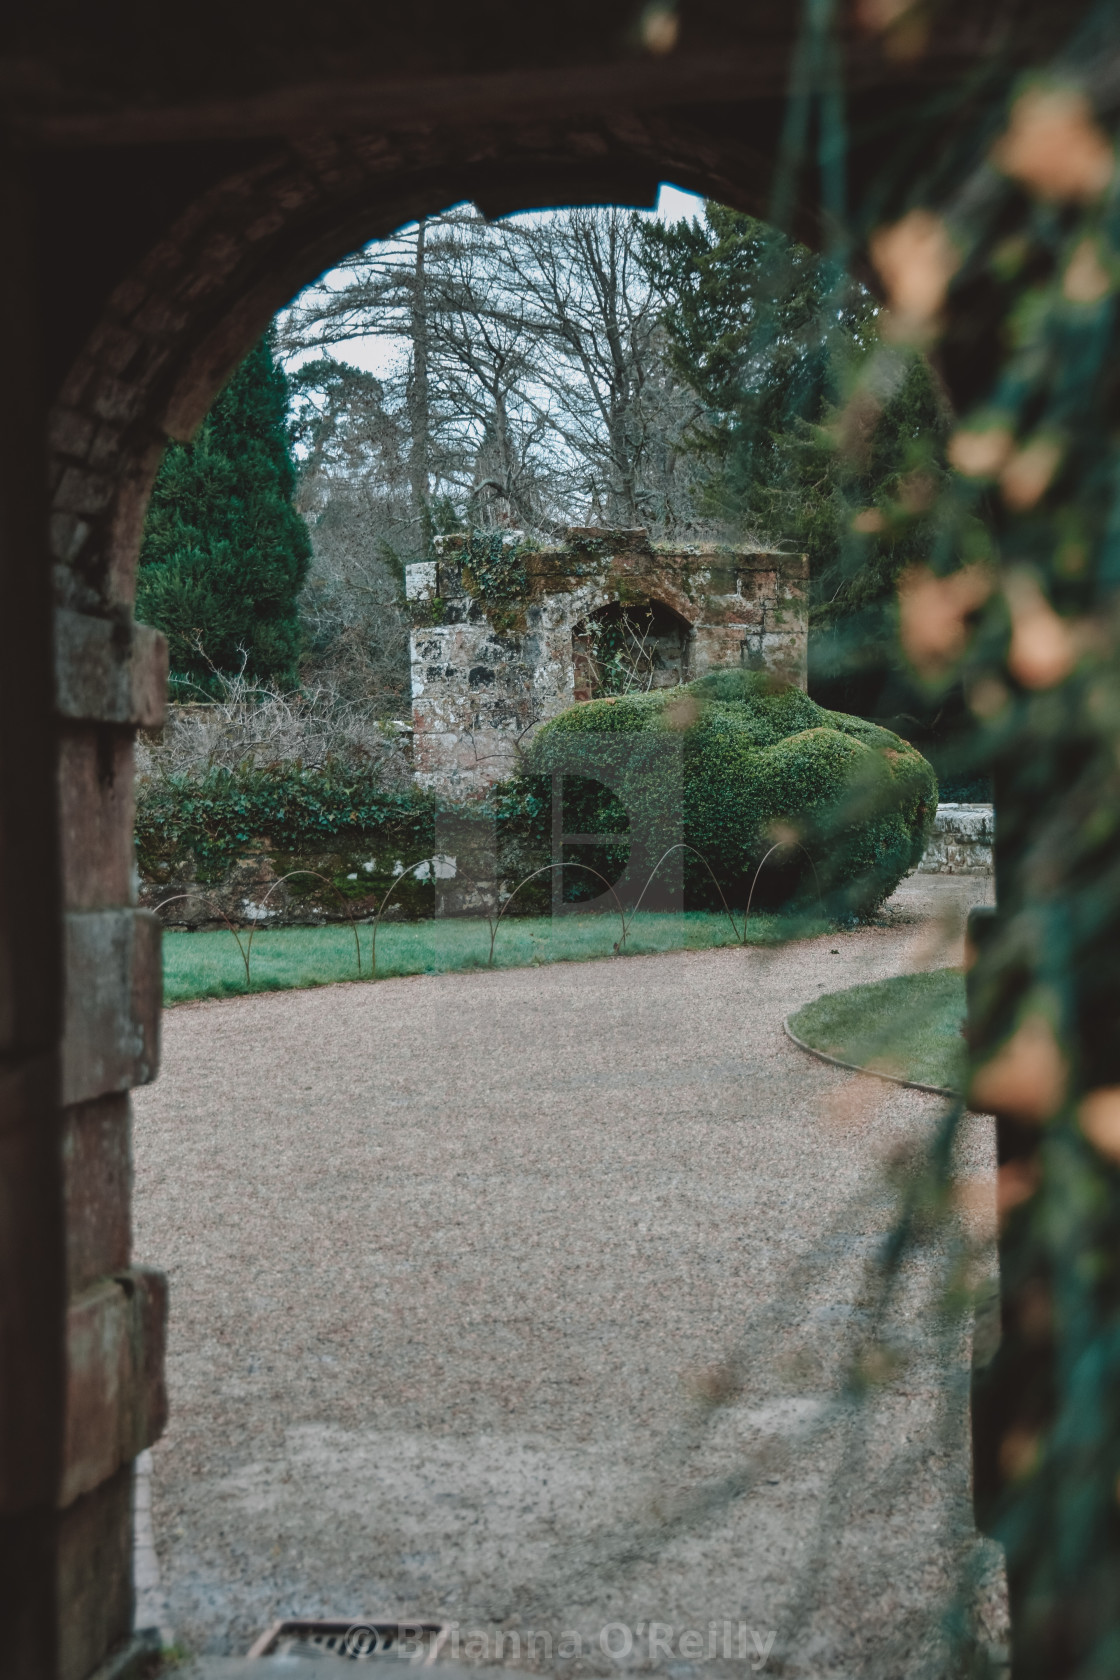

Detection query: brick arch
(602, 579), (701, 627)
(48, 114), (790, 626)
(16, 2), (1083, 1667)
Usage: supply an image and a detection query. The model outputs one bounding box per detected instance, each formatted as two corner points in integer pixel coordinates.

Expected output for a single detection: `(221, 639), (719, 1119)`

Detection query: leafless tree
(135, 661), (413, 787)
(282, 210), (550, 529)
(496, 208), (704, 528)
(287, 359), (413, 709)
(280, 205), (711, 542)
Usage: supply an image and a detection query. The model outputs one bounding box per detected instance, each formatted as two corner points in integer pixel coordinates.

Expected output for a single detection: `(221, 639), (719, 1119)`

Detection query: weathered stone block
(49, 408), (96, 460)
(62, 1096), (132, 1295)
(50, 513), (93, 566)
(84, 320), (142, 377)
(55, 610), (168, 729)
(917, 803), (994, 874)
(61, 910), (160, 1106)
(88, 422), (125, 473)
(54, 465), (115, 519)
(692, 624), (754, 675)
(58, 727), (136, 911)
(433, 812), (500, 916)
(738, 568), (779, 601)
(405, 560), (439, 602)
(60, 1269), (167, 1509)
(91, 377), (147, 427)
(57, 1463), (133, 1680)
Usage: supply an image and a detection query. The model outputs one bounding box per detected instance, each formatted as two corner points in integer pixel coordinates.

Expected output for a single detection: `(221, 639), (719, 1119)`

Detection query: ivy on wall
(136, 766), (436, 900)
(459, 528), (530, 634)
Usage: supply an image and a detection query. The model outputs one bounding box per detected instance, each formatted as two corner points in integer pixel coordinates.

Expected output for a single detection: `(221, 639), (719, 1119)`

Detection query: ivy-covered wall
(135, 766), (437, 926)
(406, 526), (809, 799)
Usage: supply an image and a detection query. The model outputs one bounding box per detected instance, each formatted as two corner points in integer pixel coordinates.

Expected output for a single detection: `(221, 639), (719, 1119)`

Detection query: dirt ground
(133, 874), (1005, 1678)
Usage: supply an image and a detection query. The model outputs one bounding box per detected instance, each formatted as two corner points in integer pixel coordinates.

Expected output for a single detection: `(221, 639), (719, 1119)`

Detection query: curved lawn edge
(784, 967), (966, 1097)
(782, 1015), (958, 1098)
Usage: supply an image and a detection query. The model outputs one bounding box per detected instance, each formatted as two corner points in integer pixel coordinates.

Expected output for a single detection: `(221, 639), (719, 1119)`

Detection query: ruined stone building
(406, 529), (808, 795)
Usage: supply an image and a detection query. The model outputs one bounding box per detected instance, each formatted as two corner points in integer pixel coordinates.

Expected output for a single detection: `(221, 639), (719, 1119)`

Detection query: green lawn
(162, 908), (824, 1005)
(787, 968), (966, 1093)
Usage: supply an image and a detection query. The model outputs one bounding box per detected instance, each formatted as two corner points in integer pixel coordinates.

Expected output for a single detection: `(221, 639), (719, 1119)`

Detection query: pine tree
(137, 332), (312, 693)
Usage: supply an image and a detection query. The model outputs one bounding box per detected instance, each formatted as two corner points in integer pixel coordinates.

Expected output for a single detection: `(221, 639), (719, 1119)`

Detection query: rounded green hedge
(517, 671), (937, 917)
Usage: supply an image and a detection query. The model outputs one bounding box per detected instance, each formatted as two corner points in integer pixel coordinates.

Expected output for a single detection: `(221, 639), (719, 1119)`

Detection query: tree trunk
(408, 218), (432, 551)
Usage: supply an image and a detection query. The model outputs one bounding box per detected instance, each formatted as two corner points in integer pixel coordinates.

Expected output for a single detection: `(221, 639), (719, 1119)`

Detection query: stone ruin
(406, 527), (809, 796)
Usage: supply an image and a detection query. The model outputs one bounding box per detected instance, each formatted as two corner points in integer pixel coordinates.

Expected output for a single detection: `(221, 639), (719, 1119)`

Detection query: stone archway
(3, 8), (1075, 1672)
(572, 596), (693, 701)
(41, 121), (821, 1680)
(407, 529), (807, 793)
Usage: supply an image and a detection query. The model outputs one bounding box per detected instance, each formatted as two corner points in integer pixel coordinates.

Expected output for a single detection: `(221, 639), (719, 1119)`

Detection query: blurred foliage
(755, 5), (1120, 1674)
(640, 206), (956, 724)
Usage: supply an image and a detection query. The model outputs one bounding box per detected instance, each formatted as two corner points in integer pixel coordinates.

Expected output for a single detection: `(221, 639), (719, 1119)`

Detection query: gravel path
(133, 876), (1003, 1678)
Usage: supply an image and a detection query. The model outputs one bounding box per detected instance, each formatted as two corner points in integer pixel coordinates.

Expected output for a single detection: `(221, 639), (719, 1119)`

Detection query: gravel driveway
(133, 875), (1003, 1678)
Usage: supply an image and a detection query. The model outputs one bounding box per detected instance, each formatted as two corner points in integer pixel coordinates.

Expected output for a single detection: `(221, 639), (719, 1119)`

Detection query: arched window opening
(573, 599), (690, 701)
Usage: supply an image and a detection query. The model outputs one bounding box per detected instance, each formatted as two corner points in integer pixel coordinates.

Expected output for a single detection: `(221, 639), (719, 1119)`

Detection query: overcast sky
(283, 182), (707, 379)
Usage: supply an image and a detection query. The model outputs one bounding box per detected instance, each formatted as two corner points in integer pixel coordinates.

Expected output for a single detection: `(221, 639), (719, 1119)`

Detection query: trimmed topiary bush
(504, 670), (937, 918)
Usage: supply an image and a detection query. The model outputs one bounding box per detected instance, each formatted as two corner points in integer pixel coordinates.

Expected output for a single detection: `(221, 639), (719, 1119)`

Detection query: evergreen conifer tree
(640, 204), (954, 725)
(641, 206), (950, 611)
(137, 332), (311, 693)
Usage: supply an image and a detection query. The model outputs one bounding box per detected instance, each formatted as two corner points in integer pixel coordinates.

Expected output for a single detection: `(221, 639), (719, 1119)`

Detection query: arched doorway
(36, 131), (926, 1674)
(41, 137), (796, 1676)
(572, 596), (691, 700)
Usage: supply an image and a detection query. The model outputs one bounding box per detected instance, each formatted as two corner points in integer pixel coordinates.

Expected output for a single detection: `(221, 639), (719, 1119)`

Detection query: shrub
(135, 763), (437, 916)
(503, 670), (937, 917)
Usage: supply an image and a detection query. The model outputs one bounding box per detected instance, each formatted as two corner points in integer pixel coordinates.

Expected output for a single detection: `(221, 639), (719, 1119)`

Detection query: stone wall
(137, 845), (431, 929)
(407, 528), (809, 797)
(916, 804), (994, 874)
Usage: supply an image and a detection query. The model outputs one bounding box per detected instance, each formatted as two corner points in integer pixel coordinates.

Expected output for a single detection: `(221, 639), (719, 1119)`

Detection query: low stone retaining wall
(916, 803), (994, 874)
(138, 846), (429, 930)
(140, 802), (995, 923)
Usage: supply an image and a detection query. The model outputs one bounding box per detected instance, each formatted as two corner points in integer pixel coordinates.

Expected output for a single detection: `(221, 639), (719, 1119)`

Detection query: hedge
(503, 670), (937, 918)
(135, 764), (438, 914)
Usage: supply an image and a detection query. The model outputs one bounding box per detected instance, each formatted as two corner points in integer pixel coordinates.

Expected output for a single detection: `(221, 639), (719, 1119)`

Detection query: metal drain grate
(247, 1619), (449, 1663)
